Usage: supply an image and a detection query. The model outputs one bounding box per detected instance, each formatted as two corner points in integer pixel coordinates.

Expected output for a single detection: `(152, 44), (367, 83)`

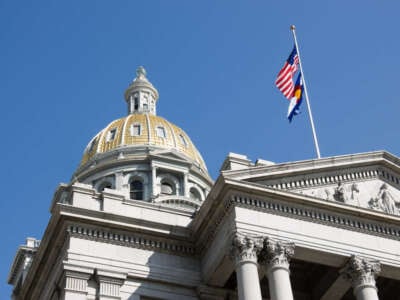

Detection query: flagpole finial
(290, 25), (296, 31)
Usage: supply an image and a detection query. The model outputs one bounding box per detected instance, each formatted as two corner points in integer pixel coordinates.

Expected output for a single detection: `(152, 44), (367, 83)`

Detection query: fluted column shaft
(230, 234), (262, 300)
(341, 255), (381, 300)
(260, 238), (295, 300)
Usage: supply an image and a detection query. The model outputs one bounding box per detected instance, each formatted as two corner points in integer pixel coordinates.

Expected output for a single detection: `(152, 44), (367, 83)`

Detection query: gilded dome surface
(81, 113), (207, 172)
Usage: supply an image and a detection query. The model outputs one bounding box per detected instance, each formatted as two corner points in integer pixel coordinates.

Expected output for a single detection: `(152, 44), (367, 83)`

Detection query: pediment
(233, 152), (400, 216)
(150, 149), (192, 164)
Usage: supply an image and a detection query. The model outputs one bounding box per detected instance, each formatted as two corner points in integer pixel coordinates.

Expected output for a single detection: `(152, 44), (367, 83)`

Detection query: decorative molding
(198, 196), (235, 255)
(66, 225), (195, 256)
(231, 194), (400, 239)
(64, 271), (91, 293)
(98, 276), (123, 298)
(265, 168), (379, 191)
(230, 233), (262, 265)
(340, 255), (381, 292)
(259, 238), (295, 271)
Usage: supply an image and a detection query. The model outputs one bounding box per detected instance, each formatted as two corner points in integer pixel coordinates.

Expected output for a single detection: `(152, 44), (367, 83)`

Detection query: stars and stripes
(275, 45), (299, 99)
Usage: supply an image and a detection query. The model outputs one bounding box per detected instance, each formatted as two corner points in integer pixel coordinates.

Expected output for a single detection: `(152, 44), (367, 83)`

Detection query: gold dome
(81, 113), (208, 172)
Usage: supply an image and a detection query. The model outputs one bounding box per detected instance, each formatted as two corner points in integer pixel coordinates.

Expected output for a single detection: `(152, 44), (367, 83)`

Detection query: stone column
(259, 238), (295, 300)
(183, 172), (189, 197)
(115, 172), (123, 190)
(151, 165), (157, 200)
(230, 233), (263, 300)
(341, 255), (381, 300)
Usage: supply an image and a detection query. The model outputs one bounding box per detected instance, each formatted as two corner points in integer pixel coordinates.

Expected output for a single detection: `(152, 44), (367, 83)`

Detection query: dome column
(115, 172), (123, 190)
(183, 172), (189, 197)
(151, 165), (157, 200)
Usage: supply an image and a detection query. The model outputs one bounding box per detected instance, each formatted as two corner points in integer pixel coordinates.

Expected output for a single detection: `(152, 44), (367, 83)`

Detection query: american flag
(275, 46), (299, 99)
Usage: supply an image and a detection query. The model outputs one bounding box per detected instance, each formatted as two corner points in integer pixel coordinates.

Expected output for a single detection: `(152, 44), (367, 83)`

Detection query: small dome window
(98, 182), (112, 192)
(130, 180), (144, 200)
(161, 182), (174, 195)
(179, 134), (187, 148)
(156, 126), (167, 138)
(107, 128), (117, 142)
(134, 95), (139, 110)
(85, 136), (98, 153)
(130, 123), (141, 136)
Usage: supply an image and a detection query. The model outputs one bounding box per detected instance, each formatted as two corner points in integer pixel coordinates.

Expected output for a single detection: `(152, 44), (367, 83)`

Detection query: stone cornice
(222, 151), (400, 182)
(75, 146), (213, 185)
(230, 189), (400, 239)
(67, 224), (196, 256)
(57, 203), (193, 238)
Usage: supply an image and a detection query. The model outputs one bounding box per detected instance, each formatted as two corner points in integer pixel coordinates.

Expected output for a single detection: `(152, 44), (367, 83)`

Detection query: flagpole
(290, 25), (321, 159)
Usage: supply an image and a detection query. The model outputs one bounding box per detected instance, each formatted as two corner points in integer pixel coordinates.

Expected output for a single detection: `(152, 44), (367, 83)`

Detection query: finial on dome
(136, 66), (147, 79)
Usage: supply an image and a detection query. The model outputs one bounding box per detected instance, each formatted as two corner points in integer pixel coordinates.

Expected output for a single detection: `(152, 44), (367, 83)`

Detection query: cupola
(124, 66), (159, 115)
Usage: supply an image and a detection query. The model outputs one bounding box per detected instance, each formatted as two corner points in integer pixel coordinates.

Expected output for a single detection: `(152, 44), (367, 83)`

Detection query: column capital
(230, 233), (262, 265)
(340, 255), (381, 293)
(259, 237), (295, 271)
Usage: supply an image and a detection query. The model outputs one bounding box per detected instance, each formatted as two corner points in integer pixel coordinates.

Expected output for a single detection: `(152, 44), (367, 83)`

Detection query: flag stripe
(276, 46), (299, 100)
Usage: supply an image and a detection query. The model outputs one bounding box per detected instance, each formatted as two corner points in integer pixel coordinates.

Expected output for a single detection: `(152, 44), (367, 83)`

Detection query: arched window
(98, 182), (112, 192)
(130, 180), (143, 200)
(190, 188), (201, 201)
(161, 181), (174, 195)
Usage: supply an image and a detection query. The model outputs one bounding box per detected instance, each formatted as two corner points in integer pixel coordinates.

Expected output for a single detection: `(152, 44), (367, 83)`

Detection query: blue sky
(1, 0), (400, 296)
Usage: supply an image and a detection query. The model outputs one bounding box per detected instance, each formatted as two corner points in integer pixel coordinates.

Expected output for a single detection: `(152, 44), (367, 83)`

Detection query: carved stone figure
(333, 181), (346, 202)
(368, 197), (380, 211)
(378, 184), (399, 215)
(350, 183), (360, 200)
(369, 184), (399, 215)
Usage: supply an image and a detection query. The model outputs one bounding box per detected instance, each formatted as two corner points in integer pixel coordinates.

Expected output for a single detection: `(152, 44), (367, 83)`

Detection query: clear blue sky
(1, 0), (400, 296)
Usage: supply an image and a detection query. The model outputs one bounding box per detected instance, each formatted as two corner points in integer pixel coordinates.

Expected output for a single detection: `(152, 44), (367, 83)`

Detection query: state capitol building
(8, 67), (400, 300)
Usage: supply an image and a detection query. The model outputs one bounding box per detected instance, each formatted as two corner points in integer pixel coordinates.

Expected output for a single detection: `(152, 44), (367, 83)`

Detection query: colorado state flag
(287, 73), (303, 122)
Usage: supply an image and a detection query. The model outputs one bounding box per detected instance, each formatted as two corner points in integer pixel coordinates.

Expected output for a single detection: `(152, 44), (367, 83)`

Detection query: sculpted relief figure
(369, 183), (400, 215)
(333, 181), (346, 202)
(331, 181), (360, 204)
(350, 183), (360, 200)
